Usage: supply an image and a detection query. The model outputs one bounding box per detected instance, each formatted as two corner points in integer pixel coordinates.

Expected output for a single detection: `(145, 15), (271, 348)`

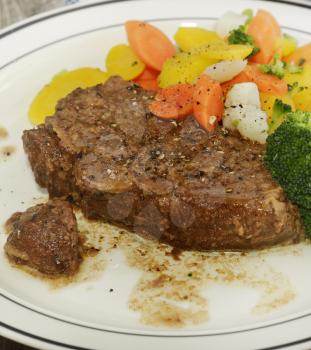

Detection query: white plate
(0, 0), (311, 349)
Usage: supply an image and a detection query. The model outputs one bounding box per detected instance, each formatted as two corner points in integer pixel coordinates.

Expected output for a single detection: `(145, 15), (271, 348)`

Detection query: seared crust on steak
(22, 77), (305, 250)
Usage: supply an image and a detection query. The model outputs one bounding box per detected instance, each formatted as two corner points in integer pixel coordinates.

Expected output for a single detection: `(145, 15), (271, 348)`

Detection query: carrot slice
(284, 43), (311, 64)
(134, 67), (159, 91)
(135, 67), (159, 81)
(193, 75), (224, 132)
(149, 84), (194, 119)
(136, 79), (159, 91)
(125, 21), (176, 71)
(221, 65), (288, 96)
(245, 65), (288, 95)
(247, 10), (281, 64)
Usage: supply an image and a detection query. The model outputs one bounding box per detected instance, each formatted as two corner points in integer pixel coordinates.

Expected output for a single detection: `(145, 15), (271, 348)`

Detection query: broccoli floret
(300, 207), (311, 237)
(259, 54), (285, 79)
(227, 26), (259, 57)
(228, 26), (252, 45)
(265, 111), (311, 210)
(268, 99), (292, 135)
(265, 111), (311, 237)
(260, 55), (301, 79)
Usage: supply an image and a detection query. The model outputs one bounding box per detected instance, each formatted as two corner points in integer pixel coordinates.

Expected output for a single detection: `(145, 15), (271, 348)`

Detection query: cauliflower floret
(225, 82), (260, 108)
(223, 83), (268, 144)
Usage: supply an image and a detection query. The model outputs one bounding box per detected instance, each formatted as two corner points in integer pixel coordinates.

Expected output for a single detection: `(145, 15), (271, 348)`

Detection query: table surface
(0, 3), (65, 350)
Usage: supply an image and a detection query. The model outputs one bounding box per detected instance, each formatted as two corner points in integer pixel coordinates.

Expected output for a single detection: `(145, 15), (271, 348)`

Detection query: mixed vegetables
(28, 8), (311, 234)
(29, 8), (311, 136)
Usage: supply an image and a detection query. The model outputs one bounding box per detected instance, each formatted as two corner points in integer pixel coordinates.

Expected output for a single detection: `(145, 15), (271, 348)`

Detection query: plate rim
(1, 0), (311, 41)
(1, 14), (311, 338)
(0, 0), (311, 349)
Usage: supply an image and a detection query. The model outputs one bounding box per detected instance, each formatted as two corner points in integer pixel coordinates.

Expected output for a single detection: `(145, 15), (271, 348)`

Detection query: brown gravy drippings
(4, 210), (300, 328)
(0, 127), (8, 139)
(0, 145), (16, 161)
(76, 213), (298, 327)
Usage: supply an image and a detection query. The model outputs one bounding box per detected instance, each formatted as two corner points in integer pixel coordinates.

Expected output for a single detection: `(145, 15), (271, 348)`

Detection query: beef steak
(22, 76), (305, 250)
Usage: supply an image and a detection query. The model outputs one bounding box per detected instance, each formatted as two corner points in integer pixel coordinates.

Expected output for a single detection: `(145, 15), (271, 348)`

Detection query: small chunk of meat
(4, 199), (81, 276)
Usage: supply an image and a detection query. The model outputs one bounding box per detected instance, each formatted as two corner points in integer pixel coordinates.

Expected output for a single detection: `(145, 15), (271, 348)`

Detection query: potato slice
(174, 27), (223, 51)
(291, 88), (311, 111)
(28, 68), (108, 125)
(275, 34), (297, 57)
(158, 51), (216, 88)
(194, 42), (253, 60)
(106, 44), (145, 80)
(260, 92), (295, 120)
(284, 64), (311, 112)
(284, 64), (311, 87)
